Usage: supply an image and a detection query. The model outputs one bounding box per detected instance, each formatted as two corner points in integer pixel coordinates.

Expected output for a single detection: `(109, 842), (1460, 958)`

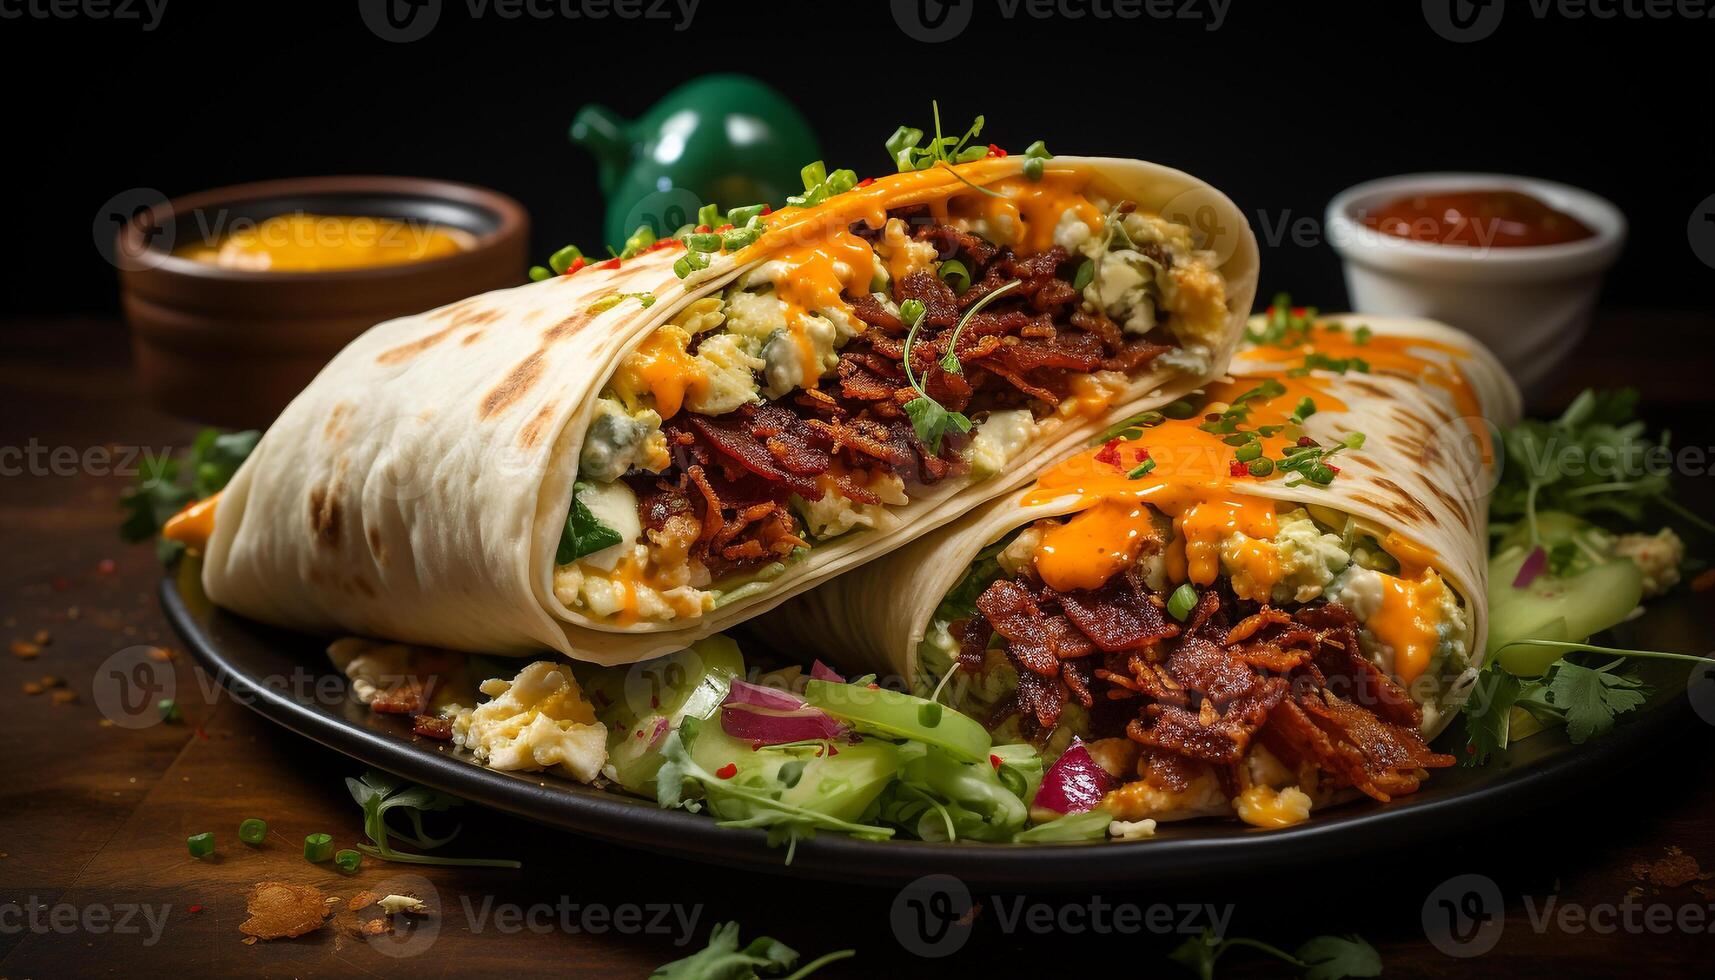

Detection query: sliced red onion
(1032, 740), (1116, 815)
(810, 660), (846, 683)
(644, 715), (671, 750)
(723, 677), (807, 712)
(1514, 546), (1548, 588)
(720, 704), (847, 745)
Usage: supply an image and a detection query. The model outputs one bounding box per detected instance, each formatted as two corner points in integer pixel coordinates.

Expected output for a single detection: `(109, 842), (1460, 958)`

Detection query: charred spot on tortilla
(459, 329), (484, 345)
(376, 322), (461, 365)
(377, 306), (503, 364)
(480, 350), (546, 420)
(540, 312), (596, 345)
(1347, 379), (1393, 400)
(308, 484), (342, 547)
(367, 526), (388, 566)
(519, 402), (558, 450)
(323, 402), (352, 441)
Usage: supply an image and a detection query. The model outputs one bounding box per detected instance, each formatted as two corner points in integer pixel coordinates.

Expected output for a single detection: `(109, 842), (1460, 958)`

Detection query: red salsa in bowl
(1361, 189), (1596, 248)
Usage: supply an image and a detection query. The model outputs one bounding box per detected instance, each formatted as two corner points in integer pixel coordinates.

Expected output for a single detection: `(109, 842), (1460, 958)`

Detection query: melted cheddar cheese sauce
(1001, 322), (1481, 697)
(162, 492), (219, 553)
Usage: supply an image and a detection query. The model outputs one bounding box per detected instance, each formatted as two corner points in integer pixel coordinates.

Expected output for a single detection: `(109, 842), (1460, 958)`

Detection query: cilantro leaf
(1459, 661), (1521, 766)
(903, 396), (970, 454)
(558, 481), (624, 565)
(651, 921), (853, 980)
(1295, 935), (1382, 980)
(1517, 660), (1649, 744)
(118, 426), (259, 561)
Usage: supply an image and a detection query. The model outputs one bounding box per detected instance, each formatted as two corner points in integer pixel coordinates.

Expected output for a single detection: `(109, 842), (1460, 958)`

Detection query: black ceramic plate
(161, 564), (1713, 888)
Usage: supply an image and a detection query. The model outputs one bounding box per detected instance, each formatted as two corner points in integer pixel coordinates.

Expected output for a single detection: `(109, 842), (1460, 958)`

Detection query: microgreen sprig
(899, 280), (1022, 452)
(345, 770), (520, 869)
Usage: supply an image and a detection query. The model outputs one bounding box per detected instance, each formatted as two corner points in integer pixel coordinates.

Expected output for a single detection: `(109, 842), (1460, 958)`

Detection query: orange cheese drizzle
(162, 492), (220, 553)
(1021, 324), (1486, 686)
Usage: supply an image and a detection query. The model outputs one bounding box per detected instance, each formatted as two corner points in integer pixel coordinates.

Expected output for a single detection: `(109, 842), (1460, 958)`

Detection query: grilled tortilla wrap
(199, 155), (1259, 664)
(768, 313), (1520, 823)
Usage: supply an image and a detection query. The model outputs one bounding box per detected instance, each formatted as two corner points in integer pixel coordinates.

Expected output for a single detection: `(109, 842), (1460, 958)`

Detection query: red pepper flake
(1133, 448), (1151, 463)
(188, 904), (206, 914)
(650, 695), (660, 709)
(1094, 439), (1122, 467)
(562, 257), (587, 276)
(826, 745), (839, 756)
(1229, 460), (1250, 477)
(759, 205), (772, 215)
(856, 177), (875, 188)
(987, 143), (1007, 158)
(96, 558), (117, 576)
(1297, 436), (1315, 447)
(694, 225), (710, 233)
(1326, 464), (1341, 475)
(715, 763), (738, 779)
(717, 223), (734, 231)
(645, 238), (682, 252)
(989, 754), (1002, 769)
(596, 257), (622, 271)
(866, 683), (880, 690)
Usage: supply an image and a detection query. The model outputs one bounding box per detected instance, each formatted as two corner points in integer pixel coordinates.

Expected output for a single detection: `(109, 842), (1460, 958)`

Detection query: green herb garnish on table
(651, 921), (853, 980)
(1169, 928), (1381, 980)
(119, 427), (258, 561)
(346, 770), (521, 869)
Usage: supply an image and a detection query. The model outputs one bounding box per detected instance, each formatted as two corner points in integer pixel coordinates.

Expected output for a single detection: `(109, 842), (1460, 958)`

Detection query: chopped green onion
(1292, 396), (1317, 423)
(238, 818), (267, 846)
(1024, 140), (1052, 159)
(726, 204), (766, 227)
(1167, 584), (1198, 622)
(1248, 457), (1276, 477)
(1128, 458), (1157, 479)
(1342, 432), (1367, 450)
(187, 832), (214, 858)
(673, 249), (710, 279)
(303, 832), (334, 863)
(334, 849), (362, 873)
(619, 225), (655, 259)
(939, 259), (970, 293)
(683, 232), (722, 253)
(899, 299), (925, 327)
(1234, 442), (1263, 463)
(721, 226), (761, 251)
(1022, 157), (1045, 181)
(1162, 399), (1198, 420)
(917, 702), (943, 728)
(157, 698), (181, 723)
(695, 203), (721, 229)
(1354, 324), (1373, 345)
(1072, 259), (1094, 292)
(799, 160), (827, 191)
(528, 265), (552, 282)
(548, 244), (583, 274)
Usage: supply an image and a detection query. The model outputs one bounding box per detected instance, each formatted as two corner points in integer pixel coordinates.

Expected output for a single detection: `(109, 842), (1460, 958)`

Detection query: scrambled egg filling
(564, 183), (1229, 629)
(443, 662), (607, 783)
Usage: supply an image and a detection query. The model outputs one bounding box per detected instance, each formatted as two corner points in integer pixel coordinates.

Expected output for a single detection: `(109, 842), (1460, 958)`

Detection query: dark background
(3, 0), (1712, 317)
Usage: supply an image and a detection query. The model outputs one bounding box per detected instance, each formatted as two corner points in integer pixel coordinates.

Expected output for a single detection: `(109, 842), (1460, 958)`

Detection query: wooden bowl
(117, 176), (529, 427)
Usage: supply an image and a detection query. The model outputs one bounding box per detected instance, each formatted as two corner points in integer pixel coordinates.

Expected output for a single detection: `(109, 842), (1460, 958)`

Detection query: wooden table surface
(3, 313), (1714, 978)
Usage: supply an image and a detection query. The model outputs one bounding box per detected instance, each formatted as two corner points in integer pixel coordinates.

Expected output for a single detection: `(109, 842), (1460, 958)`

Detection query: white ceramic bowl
(1326, 173), (1626, 390)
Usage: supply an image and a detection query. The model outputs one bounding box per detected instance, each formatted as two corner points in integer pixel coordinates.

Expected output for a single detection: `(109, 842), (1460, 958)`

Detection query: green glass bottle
(571, 74), (820, 249)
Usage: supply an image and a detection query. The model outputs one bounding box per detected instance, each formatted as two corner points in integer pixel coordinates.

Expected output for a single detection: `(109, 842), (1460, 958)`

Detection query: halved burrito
(768, 310), (1520, 826)
(192, 150), (1259, 664)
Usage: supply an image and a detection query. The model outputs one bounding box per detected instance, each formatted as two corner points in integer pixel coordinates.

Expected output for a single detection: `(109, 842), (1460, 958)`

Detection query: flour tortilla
(202, 156), (1259, 665)
(767, 315), (1521, 738)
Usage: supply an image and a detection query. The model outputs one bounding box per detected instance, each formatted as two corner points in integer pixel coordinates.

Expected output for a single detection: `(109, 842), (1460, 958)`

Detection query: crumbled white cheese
(966, 409), (1039, 478)
(793, 471), (907, 540)
(376, 895), (429, 915)
(571, 479), (641, 572)
(579, 398), (664, 484)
